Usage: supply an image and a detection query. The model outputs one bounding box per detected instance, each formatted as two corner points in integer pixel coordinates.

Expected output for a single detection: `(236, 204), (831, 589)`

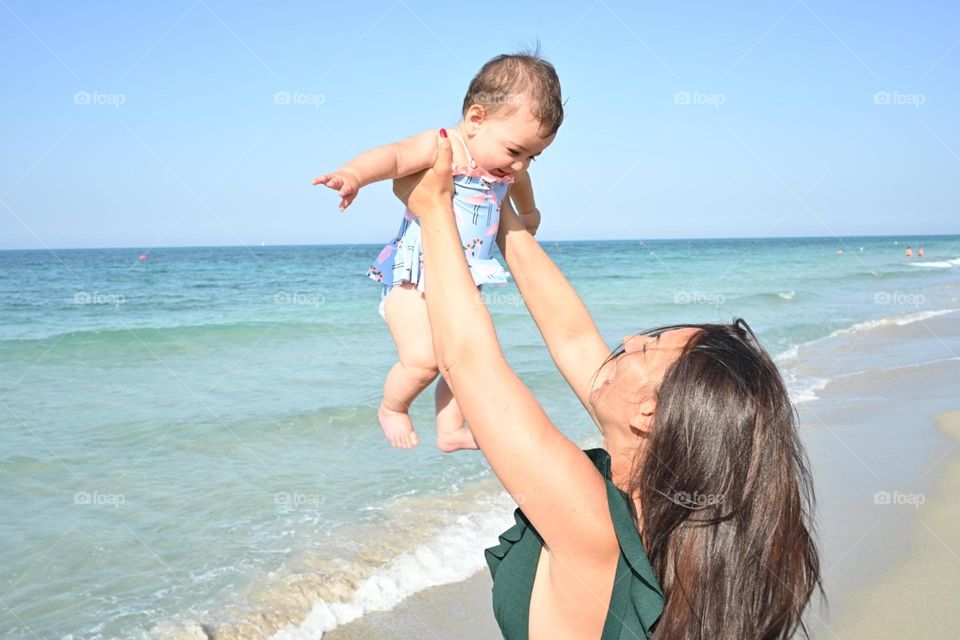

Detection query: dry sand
(827, 410), (960, 638)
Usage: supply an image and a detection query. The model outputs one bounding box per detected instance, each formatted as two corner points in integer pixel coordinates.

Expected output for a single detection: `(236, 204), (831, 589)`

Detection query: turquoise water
(2, 236), (959, 638)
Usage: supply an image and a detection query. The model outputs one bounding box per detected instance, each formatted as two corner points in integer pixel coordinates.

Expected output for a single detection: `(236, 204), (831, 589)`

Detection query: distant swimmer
(139, 254), (148, 261)
(919, 246), (925, 258)
(905, 246), (913, 258)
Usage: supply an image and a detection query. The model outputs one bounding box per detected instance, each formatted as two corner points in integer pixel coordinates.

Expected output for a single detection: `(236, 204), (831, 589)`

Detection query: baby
(314, 52), (563, 451)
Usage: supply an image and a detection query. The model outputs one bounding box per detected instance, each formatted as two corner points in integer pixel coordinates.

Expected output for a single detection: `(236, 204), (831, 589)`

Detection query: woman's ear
(629, 400), (656, 437)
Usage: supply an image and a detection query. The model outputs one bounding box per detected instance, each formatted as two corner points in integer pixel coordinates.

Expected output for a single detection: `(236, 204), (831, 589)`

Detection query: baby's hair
(461, 48), (564, 138)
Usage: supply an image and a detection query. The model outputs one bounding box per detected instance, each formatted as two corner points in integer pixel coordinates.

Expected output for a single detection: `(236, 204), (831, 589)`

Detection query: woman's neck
(604, 433), (637, 492)
(604, 431), (646, 528)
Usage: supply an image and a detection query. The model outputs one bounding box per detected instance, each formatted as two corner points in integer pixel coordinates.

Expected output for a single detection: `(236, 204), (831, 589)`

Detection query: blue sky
(1, 1), (957, 249)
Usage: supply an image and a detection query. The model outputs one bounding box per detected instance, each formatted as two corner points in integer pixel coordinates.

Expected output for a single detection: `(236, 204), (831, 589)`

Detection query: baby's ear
(464, 103), (486, 130)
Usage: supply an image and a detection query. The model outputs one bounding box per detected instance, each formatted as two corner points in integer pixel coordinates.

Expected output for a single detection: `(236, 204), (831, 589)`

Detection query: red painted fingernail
(439, 128), (448, 139)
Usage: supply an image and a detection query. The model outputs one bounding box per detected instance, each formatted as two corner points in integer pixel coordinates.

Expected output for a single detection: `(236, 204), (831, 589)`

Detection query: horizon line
(1, 231), (957, 252)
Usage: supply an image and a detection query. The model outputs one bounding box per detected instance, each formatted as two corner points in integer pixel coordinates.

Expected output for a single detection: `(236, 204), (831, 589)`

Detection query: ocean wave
(774, 308), (958, 362)
(775, 344), (801, 363)
(151, 488), (517, 640)
(909, 257), (960, 269)
(0, 319), (352, 346)
(789, 356), (960, 406)
(736, 290), (799, 304)
(777, 308), (959, 362)
(827, 308), (958, 339)
(788, 376), (831, 405)
(267, 500), (514, 639)
(775, 308), (960, 402)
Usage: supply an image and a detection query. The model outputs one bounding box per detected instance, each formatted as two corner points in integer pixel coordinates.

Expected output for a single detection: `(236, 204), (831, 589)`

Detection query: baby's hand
(312, 170), (361, 212)
(508, 171), (540, 235)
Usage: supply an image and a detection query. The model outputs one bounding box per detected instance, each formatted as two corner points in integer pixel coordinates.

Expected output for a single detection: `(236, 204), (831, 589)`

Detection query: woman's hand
(392, 129), (454, 218)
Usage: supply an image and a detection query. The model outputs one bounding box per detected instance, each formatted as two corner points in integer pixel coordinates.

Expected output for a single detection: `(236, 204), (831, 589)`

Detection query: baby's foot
(378, 403), (420, 449)
(436, 427), (480, 453)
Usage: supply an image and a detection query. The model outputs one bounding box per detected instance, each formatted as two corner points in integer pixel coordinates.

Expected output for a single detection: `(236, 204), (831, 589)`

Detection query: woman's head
(590, 327), (701, 440)
(597, 320), (822, 638)
(459, 50), (563, 177)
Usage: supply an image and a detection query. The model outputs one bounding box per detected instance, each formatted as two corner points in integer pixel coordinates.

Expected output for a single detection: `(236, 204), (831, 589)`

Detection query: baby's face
(468, 103), (555, 178)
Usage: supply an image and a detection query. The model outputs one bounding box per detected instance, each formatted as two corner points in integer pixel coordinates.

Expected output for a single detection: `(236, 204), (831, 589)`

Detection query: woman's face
(590, 328), (701, 432)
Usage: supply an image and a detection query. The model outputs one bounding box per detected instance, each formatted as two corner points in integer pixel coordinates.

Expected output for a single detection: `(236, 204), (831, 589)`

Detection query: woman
(395, 130), (822, 639)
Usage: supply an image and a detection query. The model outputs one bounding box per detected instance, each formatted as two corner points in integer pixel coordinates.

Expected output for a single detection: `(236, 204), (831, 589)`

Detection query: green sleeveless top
(484, 448), (665, 639)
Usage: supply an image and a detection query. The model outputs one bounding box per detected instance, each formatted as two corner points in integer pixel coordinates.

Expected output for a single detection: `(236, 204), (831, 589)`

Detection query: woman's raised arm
(395, 132), (618, 562)
(497, 175), (611, 427)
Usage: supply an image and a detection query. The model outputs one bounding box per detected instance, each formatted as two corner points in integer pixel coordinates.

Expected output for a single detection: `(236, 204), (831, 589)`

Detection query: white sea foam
(777, 310), (957, 366)
(775, 344), (800, 363)
(827, 308), (958, 339)
(778, 290), (796, 301)
(777, 308), (959, 404)
(789, 377), (831, 405)
(908, 257), (960, 269)
(267, 498), (516, 640)
(791, 356), (960, 406)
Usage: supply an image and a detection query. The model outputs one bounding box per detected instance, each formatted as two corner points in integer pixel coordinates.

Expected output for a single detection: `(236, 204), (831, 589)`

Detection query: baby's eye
(508, 149), (520, 156)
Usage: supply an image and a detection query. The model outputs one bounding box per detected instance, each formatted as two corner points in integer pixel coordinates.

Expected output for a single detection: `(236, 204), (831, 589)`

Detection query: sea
(2, 235), (958, 639)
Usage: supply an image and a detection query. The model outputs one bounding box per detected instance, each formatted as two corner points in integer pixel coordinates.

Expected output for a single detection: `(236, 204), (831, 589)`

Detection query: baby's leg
(435, 376), (479, 453)
(379, 283), (439, 449)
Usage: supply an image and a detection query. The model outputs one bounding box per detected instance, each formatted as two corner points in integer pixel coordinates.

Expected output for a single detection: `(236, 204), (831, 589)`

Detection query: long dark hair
(622, 319), (822, 639)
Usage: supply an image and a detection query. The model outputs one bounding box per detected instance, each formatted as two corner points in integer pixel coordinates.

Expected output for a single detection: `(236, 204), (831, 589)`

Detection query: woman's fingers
(434, 128), (452, 174)
(392, 128), (453, 211)
(393, 173), (421, 207)
(393, 172), (420, 206)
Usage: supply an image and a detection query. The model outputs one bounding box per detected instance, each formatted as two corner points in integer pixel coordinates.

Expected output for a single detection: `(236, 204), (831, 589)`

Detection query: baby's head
(459, 51), (563, 178)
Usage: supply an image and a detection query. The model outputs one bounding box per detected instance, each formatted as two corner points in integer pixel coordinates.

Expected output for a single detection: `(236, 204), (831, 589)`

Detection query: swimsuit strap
(447, 129), (477, 169)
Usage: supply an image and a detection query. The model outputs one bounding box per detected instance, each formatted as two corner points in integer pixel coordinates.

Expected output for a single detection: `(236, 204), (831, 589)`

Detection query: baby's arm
(313, 130), (439, 211)
(507, 171), (541, 235)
